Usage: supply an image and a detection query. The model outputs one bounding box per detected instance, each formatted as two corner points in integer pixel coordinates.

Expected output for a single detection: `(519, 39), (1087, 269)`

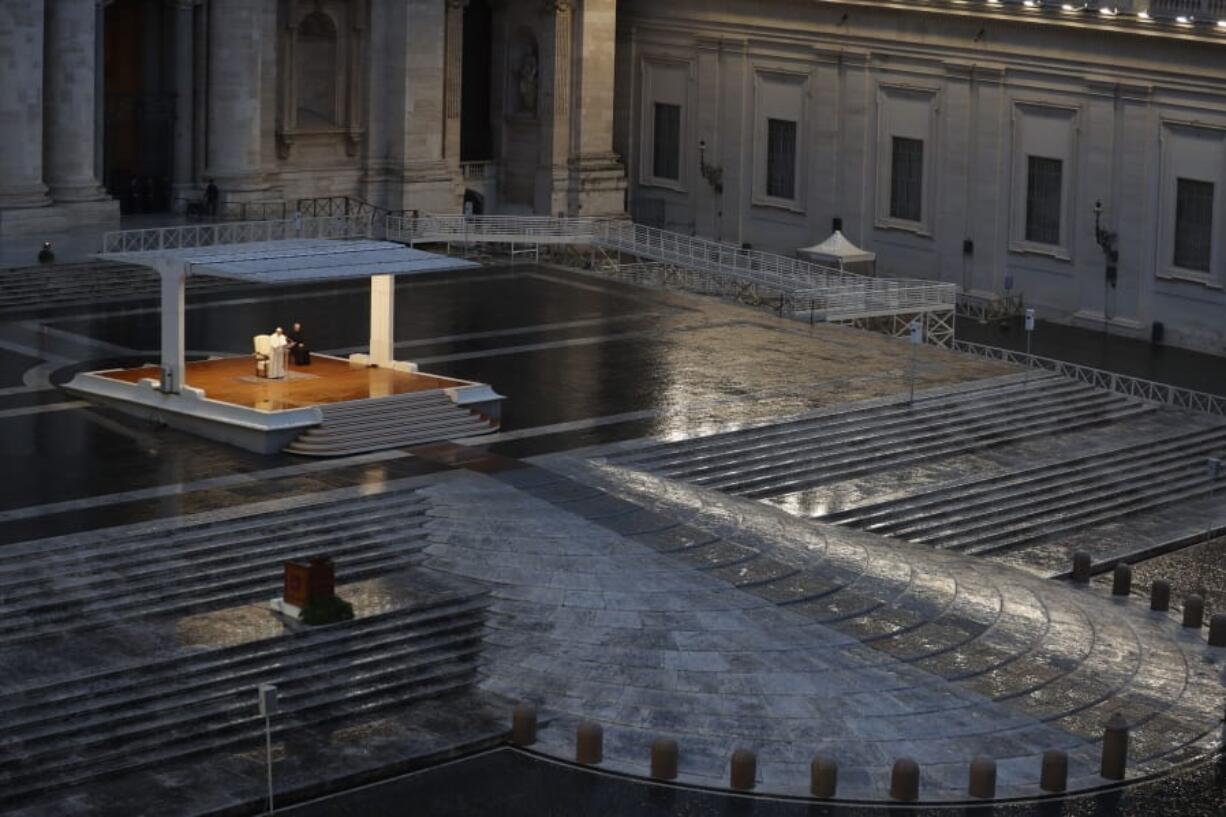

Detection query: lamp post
(908, 318), (923, 405)
(1093, 200), (1119, 336)
(697, 140), (724, 194)
(1024, 308), (1035, 389)
(258, 684), (278, 815)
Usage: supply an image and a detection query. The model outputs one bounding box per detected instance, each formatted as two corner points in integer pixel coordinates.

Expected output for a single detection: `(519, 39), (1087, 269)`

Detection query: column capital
(541, 0), (574, 15)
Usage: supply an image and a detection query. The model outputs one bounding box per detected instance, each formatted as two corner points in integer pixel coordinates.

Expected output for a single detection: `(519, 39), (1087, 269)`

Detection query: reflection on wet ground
(959, 315), (1226, 396)
(2, 261), (1225, 815)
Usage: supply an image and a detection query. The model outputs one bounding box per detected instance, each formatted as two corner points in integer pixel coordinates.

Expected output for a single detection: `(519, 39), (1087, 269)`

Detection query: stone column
(368, 274), (396, 367)
(565, 0), (625, 216)
(443, 0), (463, 164)
(536, 0), (574, 216)
(0, 0), (51, 209)
(44, 0), (108, 202)
(172, 0), (197, 205)
(207, 0), (266, 195)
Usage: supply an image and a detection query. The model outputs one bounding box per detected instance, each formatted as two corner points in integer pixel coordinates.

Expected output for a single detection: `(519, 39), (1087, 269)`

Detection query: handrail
(952, 339), (1226, 417)
(388, 214), (958, 318)
(99, 215), (375, 255)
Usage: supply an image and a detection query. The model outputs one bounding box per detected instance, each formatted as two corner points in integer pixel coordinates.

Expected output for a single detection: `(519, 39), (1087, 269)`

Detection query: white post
(907, 318), (923, 405)
(257, 684), (278, 815)
(159, 262), (187, 394)
(369, 274), (396, 367)
(1024, 308), (1036, 390)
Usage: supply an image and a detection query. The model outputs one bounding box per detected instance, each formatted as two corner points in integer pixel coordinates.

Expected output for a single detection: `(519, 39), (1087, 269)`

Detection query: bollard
(890, 758), (919, 802)
(1151, 580), (1171, 612)
(576, 721), (603, 765)
(730, 748), (757, 791)
(1211, 614), (1226, 647)
(1184, 594), (1205, 629)
(1101, 713), (1129, 781)
(968, 756), (997, 799)
(650, 738), (679, 780)
(1072, 552), (1092, 584)
(511, 703), (537, 746)
(1040, 749), (1068, 793)
(1112, 564), (1133, 597)
(810, 755), (838, 798)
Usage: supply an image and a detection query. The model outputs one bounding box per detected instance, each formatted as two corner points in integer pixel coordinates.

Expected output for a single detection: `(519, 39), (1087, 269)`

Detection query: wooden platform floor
(101, 355), (466, 411)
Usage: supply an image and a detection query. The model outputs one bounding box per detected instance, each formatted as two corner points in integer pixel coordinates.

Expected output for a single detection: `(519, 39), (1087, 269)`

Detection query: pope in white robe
(268, 327), (289, 378)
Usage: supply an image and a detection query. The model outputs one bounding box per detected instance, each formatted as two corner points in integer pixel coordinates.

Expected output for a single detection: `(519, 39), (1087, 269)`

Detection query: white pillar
(44, 0), (108, 202)
(207, 0), (266, 194)
(159, 263), (187, 394)
(369, 274), (396, 367)
(172, 0), (196, 205)
(0, 0), (51, 208)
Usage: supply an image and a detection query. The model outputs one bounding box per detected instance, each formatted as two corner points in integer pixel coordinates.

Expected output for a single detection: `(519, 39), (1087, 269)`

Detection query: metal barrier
(100, 215), (375, 255)
(952, 339), (1226, 417)
(389, 214), (959, 342)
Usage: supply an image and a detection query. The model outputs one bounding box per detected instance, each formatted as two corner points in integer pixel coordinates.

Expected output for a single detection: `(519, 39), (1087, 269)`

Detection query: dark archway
(104, 0), (175, 213)
(464, 189), (485, 215)
(461, 0), (493, 162)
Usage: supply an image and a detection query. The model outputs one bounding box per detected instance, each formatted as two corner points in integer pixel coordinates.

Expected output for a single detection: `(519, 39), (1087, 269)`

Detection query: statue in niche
(517, 46), (539, 115)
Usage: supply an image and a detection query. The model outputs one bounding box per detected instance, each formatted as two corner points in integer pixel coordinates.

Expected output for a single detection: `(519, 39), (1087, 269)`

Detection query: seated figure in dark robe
(287, 321), (310, 366)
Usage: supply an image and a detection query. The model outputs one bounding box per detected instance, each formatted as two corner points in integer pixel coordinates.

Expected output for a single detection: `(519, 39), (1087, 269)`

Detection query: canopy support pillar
(158, 262), (186, 393)
(369, 273), (396, 367)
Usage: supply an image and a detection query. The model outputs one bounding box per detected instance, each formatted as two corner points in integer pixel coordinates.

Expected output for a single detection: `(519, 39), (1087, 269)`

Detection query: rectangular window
(1174, 178), (1213, 273)
(1025, 156), (1063, 246)
(652, 103), (681, 181)
(766, 118), (797, 200)
(889, 136), (923, 222)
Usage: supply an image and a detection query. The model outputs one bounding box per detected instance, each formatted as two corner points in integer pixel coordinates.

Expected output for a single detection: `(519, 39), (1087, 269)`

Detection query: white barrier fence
(953, 340), (1226, 417)
(101, 215), (374, 255)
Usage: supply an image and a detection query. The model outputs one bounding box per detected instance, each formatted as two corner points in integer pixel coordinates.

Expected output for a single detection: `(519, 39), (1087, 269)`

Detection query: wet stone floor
(0, 260), (1224, 816)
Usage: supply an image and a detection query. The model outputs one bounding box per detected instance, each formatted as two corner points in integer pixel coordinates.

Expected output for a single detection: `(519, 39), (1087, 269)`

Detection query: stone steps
(0, 261), (236, 312)
(819, 424), (1226, 556)
(0, 598), (487, 806)
(285, 390), (495, 457)
(822, 425), (1226, 528)
(614, 375), (1067, 471)
(684, 385), (1115, 489)
(0, 489), (432, 644)
(705, 394), (1150, 499)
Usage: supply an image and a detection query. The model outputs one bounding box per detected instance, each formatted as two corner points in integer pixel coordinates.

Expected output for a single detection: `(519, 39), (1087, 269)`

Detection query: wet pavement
(2, 256), (1226, 815)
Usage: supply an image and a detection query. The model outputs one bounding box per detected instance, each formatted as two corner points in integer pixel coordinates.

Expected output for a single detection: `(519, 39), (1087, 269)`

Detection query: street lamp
(1093, 200), (1119, 287)
(697, 140), (724, 194)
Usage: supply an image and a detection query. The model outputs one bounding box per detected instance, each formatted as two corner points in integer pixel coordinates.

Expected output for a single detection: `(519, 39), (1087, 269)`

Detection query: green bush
(299, 595), (355, 626)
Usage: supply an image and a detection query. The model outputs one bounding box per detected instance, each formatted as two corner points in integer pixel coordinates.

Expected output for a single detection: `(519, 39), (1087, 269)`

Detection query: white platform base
(269, 598), (303, 619)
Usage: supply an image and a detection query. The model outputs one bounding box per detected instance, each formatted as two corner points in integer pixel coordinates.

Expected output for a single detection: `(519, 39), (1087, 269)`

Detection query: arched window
(296, 11), (338, 126)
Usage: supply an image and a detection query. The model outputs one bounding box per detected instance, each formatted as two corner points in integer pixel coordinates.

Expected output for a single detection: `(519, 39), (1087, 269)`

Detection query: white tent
(797, 230), (876, 275)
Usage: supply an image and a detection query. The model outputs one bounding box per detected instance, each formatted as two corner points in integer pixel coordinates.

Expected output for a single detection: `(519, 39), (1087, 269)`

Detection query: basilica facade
(2, 0), (1226, 353)
(0, 0), (626, 233)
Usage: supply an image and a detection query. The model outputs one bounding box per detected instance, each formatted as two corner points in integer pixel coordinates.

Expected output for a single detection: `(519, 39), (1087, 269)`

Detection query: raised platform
(99, 354), (467, 412)
(65, 354), (503, 455)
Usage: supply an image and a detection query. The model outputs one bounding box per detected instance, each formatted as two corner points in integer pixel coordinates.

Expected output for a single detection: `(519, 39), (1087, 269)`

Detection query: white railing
(100, 215), (375, 255)
(461, 161), (495, 182)
(389, 214), (958, 319)
(953, 340), (1226, 416)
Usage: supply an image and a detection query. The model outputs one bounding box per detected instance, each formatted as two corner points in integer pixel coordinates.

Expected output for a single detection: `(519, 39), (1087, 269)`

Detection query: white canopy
(797, 231), (876, 265)
(101, 239), (479, 283)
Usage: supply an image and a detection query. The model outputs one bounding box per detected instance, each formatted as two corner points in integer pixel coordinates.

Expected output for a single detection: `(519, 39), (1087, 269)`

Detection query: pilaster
(0, 0), (51, 210)
(207, 0), (268, 197)
(44, 0), (110, 202)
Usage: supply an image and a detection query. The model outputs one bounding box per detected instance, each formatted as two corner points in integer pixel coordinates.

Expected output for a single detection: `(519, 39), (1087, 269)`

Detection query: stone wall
(618, 0), (1226, 355)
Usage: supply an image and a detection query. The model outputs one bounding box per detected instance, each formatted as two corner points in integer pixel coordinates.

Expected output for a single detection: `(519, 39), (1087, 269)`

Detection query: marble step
(880, 445), (1226, 541)
(625, 376), (1071, 472)
(821, 425), (1226, 527)
(0, 656), (481, 804)
(315, 401), (472, 429)
(0, 593), (488, 724)
(702, 394), (1144, 496)
(0, 546), (424, 644)
(286, 416), (494, 457)
(2, 617), (485, 752)
(318, 391), (457, 416)
(732, 401), (1154, 500)
(612, 373), (1064, 466)
(0, 488), (427, 568)
(302, 407), (490, 436)
(669, 383), (1109, 483)
(945, 470), (1226, 555)
(0, 514), (429, 601)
